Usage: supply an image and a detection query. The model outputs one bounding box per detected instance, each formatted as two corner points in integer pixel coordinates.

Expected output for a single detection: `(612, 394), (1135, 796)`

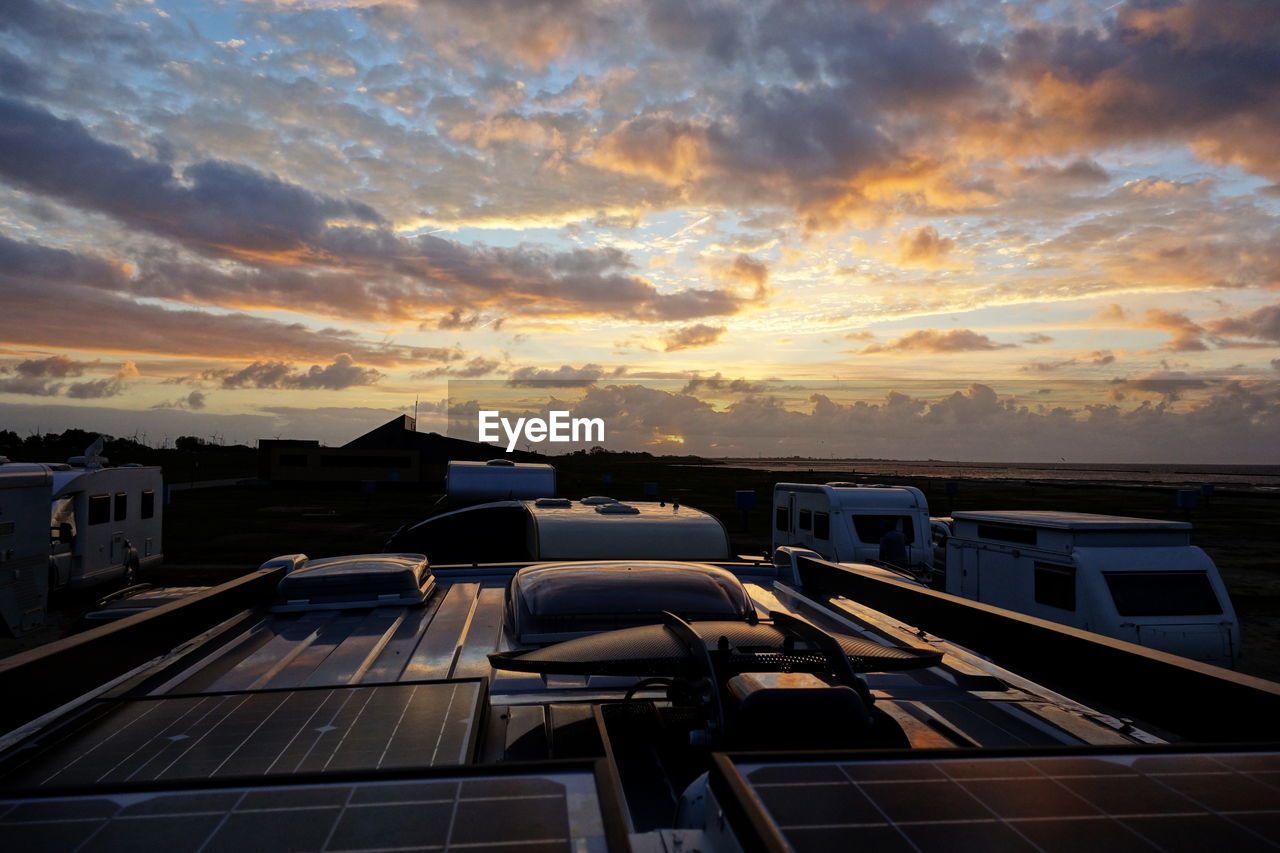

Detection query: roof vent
(596, 503), (640, 514)
(505, 561), (756, 643)
(272, 553), (431, 612)
(580, 495), (618, 505)
(534, 498), (573, 507)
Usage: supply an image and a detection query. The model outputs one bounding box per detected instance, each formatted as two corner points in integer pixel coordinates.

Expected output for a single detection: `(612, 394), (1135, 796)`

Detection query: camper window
(88, 494), (110, 525)
(852, 515), (916, 545)
(114, 492), (127, 521)
(775, 506), (789, 532)
(1034, 562), (1075, 611)
(798, 509), (812, 531)
(1104, 571), (1222, 617)
(814, 512), (830, 540)
(141, 490), (155, 519)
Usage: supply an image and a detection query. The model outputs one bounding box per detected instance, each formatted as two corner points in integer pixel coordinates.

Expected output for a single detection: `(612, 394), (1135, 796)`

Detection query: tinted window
(775, 506), (789, 532)
(852, 514), (917, 544)
(1105, 571), (1222, 617)
(798, 509), (812, 531)
(114, 492), (127, 521)
(0, 521), (13, 537)
(141, 489), (155, 519)
(1034, 562), (1075, 611)
(813, 512), (830, 540)
(88, 494), (110, 525)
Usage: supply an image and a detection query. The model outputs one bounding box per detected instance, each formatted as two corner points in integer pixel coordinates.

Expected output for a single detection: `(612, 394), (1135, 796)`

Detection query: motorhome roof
(0, 463), (51, 488)
(530, 499), (729, 560)
(954, 509), (1192, 530)
(775, 481), (926, 508)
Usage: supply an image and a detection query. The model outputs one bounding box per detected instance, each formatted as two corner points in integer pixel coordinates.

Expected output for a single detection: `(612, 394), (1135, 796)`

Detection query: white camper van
(771, 483), (933, 573)
(386, 497), (730, 564)
(944, 510), (1238, 668)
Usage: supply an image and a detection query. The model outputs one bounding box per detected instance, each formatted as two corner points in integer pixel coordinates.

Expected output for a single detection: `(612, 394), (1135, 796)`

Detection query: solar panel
(1, 681), (484, 790)
(723, 750), (1280, 852)
(0, 767), (610, 852)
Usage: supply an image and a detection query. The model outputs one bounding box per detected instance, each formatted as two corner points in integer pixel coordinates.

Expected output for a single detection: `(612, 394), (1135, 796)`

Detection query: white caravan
(943, 510), (1239, 668)
(771, 483), (934, 573)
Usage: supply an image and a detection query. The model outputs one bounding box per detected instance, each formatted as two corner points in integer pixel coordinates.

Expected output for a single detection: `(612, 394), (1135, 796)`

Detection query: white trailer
(944, 510), (1238, 668)
(48, 463), (164, 590)
(771, 483), (933, 573)
(0, 463), (56, 634)
(387, 497), (729, 564)
(445, 460), (556, 502)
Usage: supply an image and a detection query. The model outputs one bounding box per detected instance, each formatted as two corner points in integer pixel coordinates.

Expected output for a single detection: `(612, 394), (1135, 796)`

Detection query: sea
(698, 459), (1280, 490)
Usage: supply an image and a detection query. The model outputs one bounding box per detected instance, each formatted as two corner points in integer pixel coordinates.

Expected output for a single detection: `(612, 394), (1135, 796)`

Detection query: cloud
(218, 354), (381, 390)
(413, 356), (503, 379)
(153, 390), (208, 411)
(0, 103), (756, 326)
(0, 96), (383, 261)
(0, 356), (134, 398)
(663, 323), (726, 352)
(507, 363), (626, 387)
(65, 361), (138, 399)
(1141, 310), (1210, 352)
(1209, 303), (1280, 344)
(862, 329), (1016, 354)
(897, 226), (954, 267)
(1023, 333), (1054, 345)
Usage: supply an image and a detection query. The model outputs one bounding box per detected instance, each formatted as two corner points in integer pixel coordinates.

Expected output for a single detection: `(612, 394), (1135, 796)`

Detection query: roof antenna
(413, 396), (419, 430)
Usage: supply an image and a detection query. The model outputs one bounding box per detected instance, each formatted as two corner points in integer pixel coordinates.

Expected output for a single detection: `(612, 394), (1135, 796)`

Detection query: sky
(1, 0), (1278, 459)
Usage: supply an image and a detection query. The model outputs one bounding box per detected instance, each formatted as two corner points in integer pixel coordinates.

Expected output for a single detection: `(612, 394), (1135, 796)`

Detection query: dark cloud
(680, 374), (769, 395)
(153, 390), (208, 411)
(1209, 303), (1280, 343)
(508, 363), (627, 387)
(1006, 0), (1280, 179)
(11, 355), (96, 378)
(0, 234), (464, 365)
(219, 354), (382, 391)
(0, 102), (753, 324)
(0, 97), (383, 259)
(414, 356), (503, 379)
(1024, 333), (1054, 345)
(862, 329), (1016, 354)
(663, 323), (726, 351)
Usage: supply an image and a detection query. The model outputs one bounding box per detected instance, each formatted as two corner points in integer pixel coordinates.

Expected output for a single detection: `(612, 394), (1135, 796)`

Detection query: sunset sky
(2, 0), (1278, 457)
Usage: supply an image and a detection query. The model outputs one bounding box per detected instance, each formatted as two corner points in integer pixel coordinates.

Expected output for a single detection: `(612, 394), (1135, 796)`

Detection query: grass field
(8, 456), (1279, 681)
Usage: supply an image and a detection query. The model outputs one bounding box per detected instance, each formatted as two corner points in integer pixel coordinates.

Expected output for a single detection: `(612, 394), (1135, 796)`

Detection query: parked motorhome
(0, 455), (163, 635)
(47, 463), (164, 590)
(386, 496), (730, 563)
(0, 463), (55, 635)
(445, 459), (556, 502)
(944, 510), (1239, 667)
(772, 482), (934, 573)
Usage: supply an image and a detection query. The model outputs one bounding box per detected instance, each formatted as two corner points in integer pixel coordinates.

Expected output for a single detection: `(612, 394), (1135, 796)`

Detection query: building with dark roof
(259, 415), (541, 484)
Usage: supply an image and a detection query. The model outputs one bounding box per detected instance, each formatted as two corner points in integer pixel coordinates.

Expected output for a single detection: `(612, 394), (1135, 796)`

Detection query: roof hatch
(272, 553), (431, 612)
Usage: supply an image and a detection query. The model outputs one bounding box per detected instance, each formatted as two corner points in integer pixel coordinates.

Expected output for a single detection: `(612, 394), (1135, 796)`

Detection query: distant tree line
(0, 428), (251, 465)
